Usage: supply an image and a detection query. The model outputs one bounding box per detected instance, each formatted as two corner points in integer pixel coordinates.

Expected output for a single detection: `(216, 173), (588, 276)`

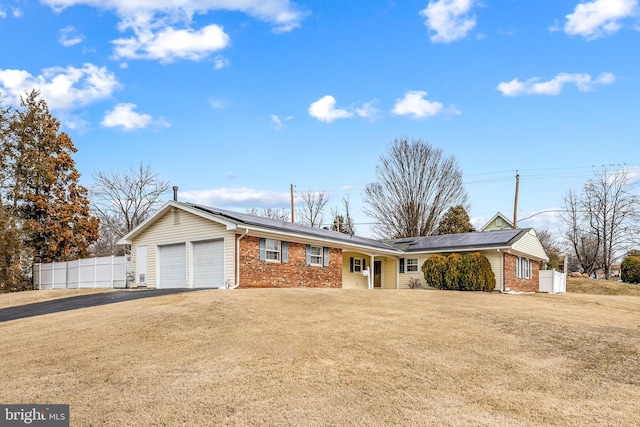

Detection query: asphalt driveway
(0, 289), (203, 322)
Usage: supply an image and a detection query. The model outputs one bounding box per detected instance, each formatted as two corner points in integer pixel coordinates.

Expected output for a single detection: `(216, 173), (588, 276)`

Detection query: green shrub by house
(621, 256), (640, 284)
(422, 254), (447, 289)
(422, 252), (495, 292)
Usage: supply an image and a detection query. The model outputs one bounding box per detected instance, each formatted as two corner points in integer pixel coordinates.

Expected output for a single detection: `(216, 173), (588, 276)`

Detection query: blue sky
(1, 0), (639, 237)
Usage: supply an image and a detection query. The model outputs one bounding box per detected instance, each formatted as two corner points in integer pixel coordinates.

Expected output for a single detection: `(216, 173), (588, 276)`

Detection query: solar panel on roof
(404, 229), (524, 251)
(188, 203), (400, 252)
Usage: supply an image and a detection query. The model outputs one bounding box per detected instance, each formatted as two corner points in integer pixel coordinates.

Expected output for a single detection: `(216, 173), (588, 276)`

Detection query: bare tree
(363, 137), (468, 238)
(298, 190), (329, 227)
(562, 189), (600, 275)
(91, 163), (169, 253)
(91, 214), (126, 256)
(330, 196), (356, 235)
(245, 207), (291, 222)
(584, 167), (640, 279)
(562, 168), (640, 278)
(536, 228), (562, 270)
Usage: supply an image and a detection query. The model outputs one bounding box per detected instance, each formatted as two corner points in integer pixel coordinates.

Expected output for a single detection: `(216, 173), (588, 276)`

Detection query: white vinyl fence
(34, 256), (131, 290)
(539, 270), (566, 293)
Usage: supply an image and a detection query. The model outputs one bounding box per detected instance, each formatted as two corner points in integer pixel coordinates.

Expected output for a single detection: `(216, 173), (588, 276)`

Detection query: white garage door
(159, 243), (187, 288)
(193, 239), (224, 288)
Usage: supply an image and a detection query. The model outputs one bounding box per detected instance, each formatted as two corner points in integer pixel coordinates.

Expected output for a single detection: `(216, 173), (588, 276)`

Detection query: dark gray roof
(186, 203), (400, 252)
(388, 228), (530, 253)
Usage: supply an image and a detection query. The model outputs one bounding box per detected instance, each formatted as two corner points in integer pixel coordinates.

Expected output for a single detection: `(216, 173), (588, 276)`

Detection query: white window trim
(406, 258), (419, 273)
(522, 257), (530, 279)
(516, 256), (531, 279)
(353, 258), (362, 273)
(265, 239), (281, 263)
(309, 245), (323, 266)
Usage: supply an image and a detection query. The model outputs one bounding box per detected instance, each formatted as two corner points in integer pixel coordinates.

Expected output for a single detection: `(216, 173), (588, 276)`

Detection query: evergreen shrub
(621, 256), (640, 284)
(422, 252), (495, 292)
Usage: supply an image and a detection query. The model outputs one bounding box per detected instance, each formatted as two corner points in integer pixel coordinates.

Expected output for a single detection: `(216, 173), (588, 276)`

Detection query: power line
(293, 163), (640, 193)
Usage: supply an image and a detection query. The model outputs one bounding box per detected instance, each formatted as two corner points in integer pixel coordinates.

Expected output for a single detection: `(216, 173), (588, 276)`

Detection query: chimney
(172, 186), (178, 202)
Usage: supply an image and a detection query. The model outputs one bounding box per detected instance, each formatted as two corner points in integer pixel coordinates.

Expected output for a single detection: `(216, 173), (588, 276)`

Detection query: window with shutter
(309, 245), (323, 266)
(264, 239), (281, 262)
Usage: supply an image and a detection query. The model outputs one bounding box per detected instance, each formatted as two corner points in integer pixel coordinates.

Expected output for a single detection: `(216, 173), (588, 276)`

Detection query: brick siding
(238, 235), (342, 288)
(503, 252), (539, 292)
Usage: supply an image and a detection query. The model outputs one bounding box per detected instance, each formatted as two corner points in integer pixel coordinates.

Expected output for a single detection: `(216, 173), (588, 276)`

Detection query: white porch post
(369, 255), (375, 289)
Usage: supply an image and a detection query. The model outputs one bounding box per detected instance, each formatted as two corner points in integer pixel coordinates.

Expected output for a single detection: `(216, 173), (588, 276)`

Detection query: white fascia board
(116, 201), (175, 245)
(116, 201), (238, 245)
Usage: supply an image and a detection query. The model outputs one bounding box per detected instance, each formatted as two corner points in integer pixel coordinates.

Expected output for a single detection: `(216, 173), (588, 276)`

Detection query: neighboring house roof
(118, 201), (401, 254)
(480, 212), (514, 231)
(387, 228), (548, 261)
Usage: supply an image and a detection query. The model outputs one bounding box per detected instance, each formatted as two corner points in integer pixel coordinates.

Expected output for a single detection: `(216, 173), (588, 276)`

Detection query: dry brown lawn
(567, 276), (640, 296)
(1, 287), (639, 426)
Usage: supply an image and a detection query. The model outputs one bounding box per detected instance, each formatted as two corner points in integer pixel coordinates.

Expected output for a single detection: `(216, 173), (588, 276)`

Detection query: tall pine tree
(436, 205), (474, 235)
(8, 90), (98, 263)
(0, 94), (29, 290)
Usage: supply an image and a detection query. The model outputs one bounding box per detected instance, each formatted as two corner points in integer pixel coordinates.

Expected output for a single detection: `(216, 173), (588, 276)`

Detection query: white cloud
(112, 24), (229, 62)
(0, 63), (120, 110)
(564, 0), (638, 39)
(42, 1), (306, 62)
(42, 0), (306, 32)
(101, 103), (168, 130)
(270, 114), (292, 129)
(518, 209), (565, 232)
(308, 95), (353, 123)
(59, 25), (84, 46)
(208, 98), (227, 109)
(355, 100), (381, 121)
(628, 166), (640, 186)
(213, 55), (229, 70)
(0, 6), (21, 18)
(420, 0), (478, 43)
(497, 72), (616, 96)
(392, 90), (459, 118)
(179, 187), (291, 208)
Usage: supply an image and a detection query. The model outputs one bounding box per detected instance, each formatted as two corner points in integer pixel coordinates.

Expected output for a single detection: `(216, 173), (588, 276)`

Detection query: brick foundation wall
(238, 235), (342, 288)
(503, 253), (539, 292)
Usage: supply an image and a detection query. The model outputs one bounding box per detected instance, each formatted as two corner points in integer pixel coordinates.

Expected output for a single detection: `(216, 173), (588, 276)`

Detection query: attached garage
(159, 243), (187, 288)
(192, 239), (224, 288)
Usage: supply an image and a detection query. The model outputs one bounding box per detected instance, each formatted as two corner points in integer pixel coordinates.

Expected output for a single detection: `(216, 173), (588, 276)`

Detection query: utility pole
(290, 184), (295, 223)
(513, 170), (520, 228)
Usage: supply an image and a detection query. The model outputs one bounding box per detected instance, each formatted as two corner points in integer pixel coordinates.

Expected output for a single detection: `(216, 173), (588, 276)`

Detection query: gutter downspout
(228, 228), (249, 289)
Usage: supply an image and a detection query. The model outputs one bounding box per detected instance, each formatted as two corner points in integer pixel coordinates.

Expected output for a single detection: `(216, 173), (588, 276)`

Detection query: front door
(374, 260), (382, 288)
